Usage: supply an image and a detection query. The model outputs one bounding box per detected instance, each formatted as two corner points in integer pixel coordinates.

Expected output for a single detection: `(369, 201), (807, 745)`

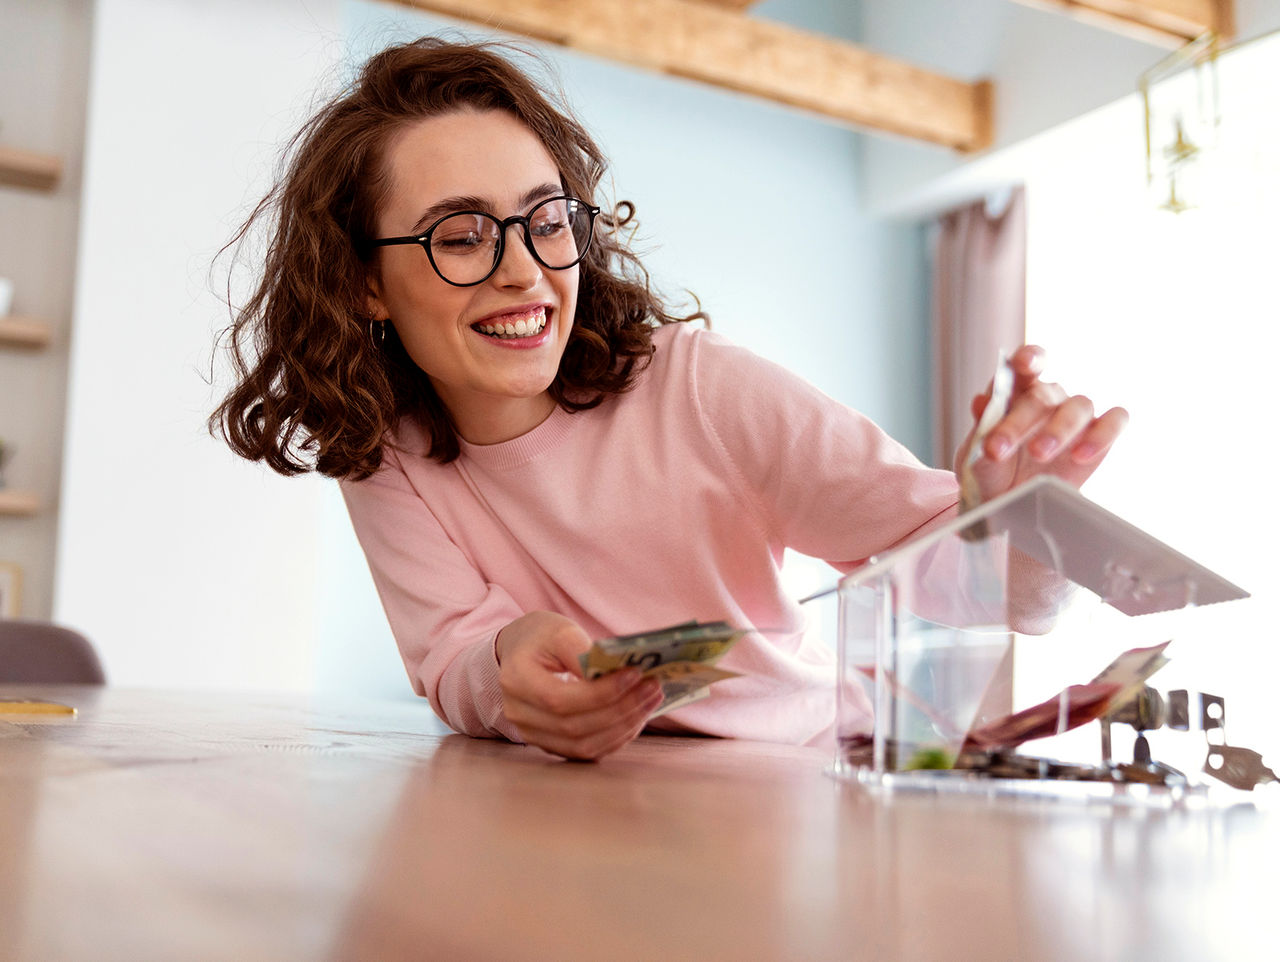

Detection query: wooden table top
(0, 685), (1274, 961)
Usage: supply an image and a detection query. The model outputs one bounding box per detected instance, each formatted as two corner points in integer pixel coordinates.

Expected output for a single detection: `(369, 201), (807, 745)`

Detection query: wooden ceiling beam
(688, 0), (760, 11)
(1009, 1), (1235, 48)
(389, 0), (994, 153)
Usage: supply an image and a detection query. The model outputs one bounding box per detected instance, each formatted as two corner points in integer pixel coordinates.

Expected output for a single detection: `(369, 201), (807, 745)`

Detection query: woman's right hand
(495, 611), (664, 760)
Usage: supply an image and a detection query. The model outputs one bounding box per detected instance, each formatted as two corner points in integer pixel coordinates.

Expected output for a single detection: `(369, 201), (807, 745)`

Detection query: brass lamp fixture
(1140, 32), (1221, 214)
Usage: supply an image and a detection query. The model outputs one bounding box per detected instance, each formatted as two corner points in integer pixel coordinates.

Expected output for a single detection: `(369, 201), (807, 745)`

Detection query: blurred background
(1, 0), (1276, 750)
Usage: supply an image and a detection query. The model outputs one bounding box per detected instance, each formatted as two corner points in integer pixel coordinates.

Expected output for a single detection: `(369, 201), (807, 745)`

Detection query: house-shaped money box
(834, 475), (1250, 797)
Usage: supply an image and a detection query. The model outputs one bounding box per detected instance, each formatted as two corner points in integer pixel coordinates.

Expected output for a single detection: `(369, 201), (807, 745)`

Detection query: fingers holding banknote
(496, 611), (664, 761)
(959, 345), (1129, 502)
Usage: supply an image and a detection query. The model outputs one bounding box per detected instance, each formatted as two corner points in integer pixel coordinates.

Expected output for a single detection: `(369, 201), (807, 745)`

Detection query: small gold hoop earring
(368, 318), (386, 346)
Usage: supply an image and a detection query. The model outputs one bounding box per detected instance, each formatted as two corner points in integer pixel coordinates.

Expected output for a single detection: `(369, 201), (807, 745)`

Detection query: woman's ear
(364, 271), (388, 322)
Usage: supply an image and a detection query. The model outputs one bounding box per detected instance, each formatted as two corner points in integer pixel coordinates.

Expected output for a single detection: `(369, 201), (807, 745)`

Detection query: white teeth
(475, 309), (547, 339)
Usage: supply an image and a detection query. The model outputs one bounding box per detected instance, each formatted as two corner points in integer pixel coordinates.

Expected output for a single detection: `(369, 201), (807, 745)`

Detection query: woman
(212, 37), (1126, 760)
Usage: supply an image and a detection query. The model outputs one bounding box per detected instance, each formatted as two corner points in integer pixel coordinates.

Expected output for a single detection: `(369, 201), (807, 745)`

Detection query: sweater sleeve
(340, 446), (523, 741)
(686, 329), (959, 570)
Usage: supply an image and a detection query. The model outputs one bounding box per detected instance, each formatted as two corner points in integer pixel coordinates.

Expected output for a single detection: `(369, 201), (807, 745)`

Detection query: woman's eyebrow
(407, 183), (564, 235)
(517, 183), (565, 210)
(408, 195), (487, 235)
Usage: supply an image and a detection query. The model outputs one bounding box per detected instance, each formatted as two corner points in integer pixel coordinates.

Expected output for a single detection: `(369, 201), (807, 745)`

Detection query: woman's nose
(489, 224), (542, 289)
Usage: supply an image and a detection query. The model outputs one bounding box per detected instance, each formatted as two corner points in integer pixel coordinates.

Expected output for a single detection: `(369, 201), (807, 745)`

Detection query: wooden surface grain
(0, 685), (1273, 961)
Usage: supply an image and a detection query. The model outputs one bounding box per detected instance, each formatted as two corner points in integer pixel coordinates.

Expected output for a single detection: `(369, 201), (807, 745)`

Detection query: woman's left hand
(956, 344), (1129, 502)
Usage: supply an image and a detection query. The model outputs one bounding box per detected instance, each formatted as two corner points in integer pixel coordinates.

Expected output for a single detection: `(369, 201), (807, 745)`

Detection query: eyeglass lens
(428, 197), (592, 285)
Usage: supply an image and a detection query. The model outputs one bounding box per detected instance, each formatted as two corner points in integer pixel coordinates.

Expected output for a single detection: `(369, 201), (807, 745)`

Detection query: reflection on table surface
(0, 685), (1273, 961)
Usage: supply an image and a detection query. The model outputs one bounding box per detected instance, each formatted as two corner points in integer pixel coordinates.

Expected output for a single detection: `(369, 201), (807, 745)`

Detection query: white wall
(860, 0), (1280, 219)
(884, 24), (1280, 752)
(840, 13), (1280, 750)
(1016, 33), (1280, 750)
(60, 0), (932, 696)
(56, 0), (346, 690)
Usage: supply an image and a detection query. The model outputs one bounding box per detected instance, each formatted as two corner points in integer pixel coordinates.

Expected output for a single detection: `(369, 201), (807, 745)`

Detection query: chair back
(0, 618), (106, 684)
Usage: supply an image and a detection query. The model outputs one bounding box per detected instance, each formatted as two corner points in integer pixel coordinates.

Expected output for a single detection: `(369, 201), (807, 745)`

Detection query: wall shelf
(0, 316), (52, 349)
(0, 490), (40, 516)
(0, 145), (62, 191)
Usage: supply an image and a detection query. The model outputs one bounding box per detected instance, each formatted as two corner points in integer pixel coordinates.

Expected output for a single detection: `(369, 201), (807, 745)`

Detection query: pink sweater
(341, 323), (958, 745)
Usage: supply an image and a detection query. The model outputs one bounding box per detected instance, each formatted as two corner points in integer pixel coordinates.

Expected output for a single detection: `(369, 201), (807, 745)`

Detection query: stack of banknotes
(579, 620), (744, 716)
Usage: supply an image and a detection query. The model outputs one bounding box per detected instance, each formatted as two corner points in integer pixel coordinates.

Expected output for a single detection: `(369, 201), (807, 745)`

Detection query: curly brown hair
(211, 36), (703, 480)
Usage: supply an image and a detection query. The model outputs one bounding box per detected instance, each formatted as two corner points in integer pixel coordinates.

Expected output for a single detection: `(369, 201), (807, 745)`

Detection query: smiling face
(365, 108), (579, 445)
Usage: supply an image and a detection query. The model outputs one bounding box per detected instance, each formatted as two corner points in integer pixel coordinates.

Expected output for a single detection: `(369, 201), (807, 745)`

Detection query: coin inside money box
(833, 475), (1267, 799)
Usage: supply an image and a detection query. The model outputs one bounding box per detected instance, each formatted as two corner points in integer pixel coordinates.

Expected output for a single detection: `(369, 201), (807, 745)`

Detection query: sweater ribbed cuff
(472, 633), (523, 743)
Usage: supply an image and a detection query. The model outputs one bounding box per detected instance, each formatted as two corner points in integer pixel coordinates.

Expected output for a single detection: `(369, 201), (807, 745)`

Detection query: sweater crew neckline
(458, 404), (577, 470)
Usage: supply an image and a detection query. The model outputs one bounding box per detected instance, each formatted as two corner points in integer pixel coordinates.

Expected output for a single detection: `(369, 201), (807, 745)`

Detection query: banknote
(962, 681), (1121, 752)
(579, 620), (745, 677)
(1088, 640), (1171, 710)
(959, 352), (1014, 518)
(961, 641), (1172, 752)
(646, 661), (741, 717)
(579, 620), (744, 716)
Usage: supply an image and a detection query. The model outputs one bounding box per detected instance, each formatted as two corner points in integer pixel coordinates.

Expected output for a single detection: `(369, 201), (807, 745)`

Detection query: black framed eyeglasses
(369, 195), (600, 287)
